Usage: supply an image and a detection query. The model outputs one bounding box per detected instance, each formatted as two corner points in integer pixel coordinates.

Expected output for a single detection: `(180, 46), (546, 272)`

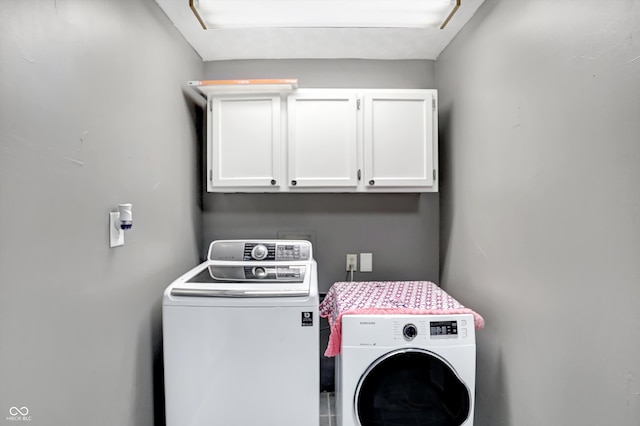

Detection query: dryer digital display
(430, 320), (458, 336)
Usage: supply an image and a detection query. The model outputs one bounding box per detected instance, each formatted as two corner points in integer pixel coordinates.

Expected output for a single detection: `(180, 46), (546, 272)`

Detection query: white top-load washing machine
(163, 240), (319, 426)
(337, 313), (476, 426)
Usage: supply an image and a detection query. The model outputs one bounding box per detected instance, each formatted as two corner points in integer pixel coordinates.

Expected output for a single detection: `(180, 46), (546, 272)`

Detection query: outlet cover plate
(346, 254), (358, 271)
(360, 253), (373, 272)
(110, 212), (124, 248)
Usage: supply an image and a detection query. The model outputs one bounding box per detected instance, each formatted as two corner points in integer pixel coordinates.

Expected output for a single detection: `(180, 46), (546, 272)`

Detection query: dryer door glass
(355, 349), (470, 426)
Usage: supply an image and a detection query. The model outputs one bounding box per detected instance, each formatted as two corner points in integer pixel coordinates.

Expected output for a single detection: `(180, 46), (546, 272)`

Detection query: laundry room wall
(436, 1), (640, 425)
(201, 59), (440, 293)
(0, 1), (203, 425)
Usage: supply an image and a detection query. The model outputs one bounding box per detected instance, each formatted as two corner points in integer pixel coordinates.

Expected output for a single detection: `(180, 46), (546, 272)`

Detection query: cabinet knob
(369, 180), (375, 186)
(270, 179), (276, 185)
(291, 180), (297, 186)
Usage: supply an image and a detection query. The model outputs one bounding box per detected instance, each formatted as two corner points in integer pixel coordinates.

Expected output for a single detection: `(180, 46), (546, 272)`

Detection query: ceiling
(153, 0), (485, 61)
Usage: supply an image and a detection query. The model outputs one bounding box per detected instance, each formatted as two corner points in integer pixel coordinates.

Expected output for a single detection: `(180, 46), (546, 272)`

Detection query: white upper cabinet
(208, 95), (281, 190)
(287, 91), (358, 188)
(363, 91), (437, 191)
(205, 88), (437, 193)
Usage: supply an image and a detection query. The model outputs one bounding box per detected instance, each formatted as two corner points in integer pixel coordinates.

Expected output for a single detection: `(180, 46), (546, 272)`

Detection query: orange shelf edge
(189, 78), (298, 87)
(187, 78), (299, 97)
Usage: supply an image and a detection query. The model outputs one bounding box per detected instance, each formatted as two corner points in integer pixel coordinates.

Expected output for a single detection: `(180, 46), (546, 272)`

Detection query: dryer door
(355, 348), (470, 426)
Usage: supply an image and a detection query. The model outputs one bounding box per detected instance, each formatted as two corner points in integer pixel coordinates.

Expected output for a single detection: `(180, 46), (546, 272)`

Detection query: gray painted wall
(202, 60), (439, 292)
(436, 1), (640, 425)
(0, 1), (203, 425)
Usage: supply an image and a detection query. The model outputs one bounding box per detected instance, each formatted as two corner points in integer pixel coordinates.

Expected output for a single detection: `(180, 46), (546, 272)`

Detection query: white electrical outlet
(109, 212), (124, 248)
(346, 254), (358, 271)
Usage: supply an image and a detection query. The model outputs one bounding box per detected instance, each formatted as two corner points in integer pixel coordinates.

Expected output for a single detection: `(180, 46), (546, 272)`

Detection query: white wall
(0, 1), (203, 425)
(436, 1), (640, 424)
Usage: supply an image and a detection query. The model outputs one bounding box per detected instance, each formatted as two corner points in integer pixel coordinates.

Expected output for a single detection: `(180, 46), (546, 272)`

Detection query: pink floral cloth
(319, 281), (485, 357)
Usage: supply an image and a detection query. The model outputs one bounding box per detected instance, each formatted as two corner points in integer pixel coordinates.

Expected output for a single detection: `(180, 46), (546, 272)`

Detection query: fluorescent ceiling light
(190, 0), (461, 30)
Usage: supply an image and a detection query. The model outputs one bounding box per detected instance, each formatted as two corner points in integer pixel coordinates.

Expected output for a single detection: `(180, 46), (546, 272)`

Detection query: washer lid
(169, 262), (313, 297)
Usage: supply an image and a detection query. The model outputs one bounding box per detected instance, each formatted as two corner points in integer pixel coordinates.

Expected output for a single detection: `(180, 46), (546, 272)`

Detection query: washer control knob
(251, 244), (269, 260)
(403, 324), (418, 340)
(252, 267), (268, 279)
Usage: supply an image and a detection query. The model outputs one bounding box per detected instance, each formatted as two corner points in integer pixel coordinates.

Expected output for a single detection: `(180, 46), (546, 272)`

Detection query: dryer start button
(403, 324), (418, 340)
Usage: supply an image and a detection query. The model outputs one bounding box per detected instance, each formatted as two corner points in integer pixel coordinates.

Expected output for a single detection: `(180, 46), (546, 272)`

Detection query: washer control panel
(244, 243), (310, 261)
(208, 240), (312, 262)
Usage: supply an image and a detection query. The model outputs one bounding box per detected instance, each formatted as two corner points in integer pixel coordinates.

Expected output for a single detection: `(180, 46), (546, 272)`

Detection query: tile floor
(320, 392), (336, 426)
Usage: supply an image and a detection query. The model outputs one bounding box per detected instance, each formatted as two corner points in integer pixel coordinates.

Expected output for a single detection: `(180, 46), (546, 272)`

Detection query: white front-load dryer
(336, 314), (476, 426)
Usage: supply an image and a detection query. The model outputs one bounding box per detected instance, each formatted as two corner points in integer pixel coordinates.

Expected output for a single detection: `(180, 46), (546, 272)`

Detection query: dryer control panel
(341, 314), (475, 348)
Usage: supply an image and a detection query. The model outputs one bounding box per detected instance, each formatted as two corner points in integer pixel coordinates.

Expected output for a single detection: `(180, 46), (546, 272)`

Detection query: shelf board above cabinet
(188, 79), (299, 98)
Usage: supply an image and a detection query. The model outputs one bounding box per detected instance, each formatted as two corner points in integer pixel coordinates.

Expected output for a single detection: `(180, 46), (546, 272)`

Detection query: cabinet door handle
(291, 180), (297, 186)
(271, 179), (277, 185)
(369, 180), (375, 186)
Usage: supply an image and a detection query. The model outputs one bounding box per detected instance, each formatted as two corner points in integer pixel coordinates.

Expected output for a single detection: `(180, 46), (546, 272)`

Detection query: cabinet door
(363, 91), (437, 190)
(287, 91), (358, 188)
(208, 95), (281, 189)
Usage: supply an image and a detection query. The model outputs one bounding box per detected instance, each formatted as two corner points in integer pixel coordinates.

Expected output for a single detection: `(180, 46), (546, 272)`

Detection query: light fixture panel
(190, 0), (460, 30)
